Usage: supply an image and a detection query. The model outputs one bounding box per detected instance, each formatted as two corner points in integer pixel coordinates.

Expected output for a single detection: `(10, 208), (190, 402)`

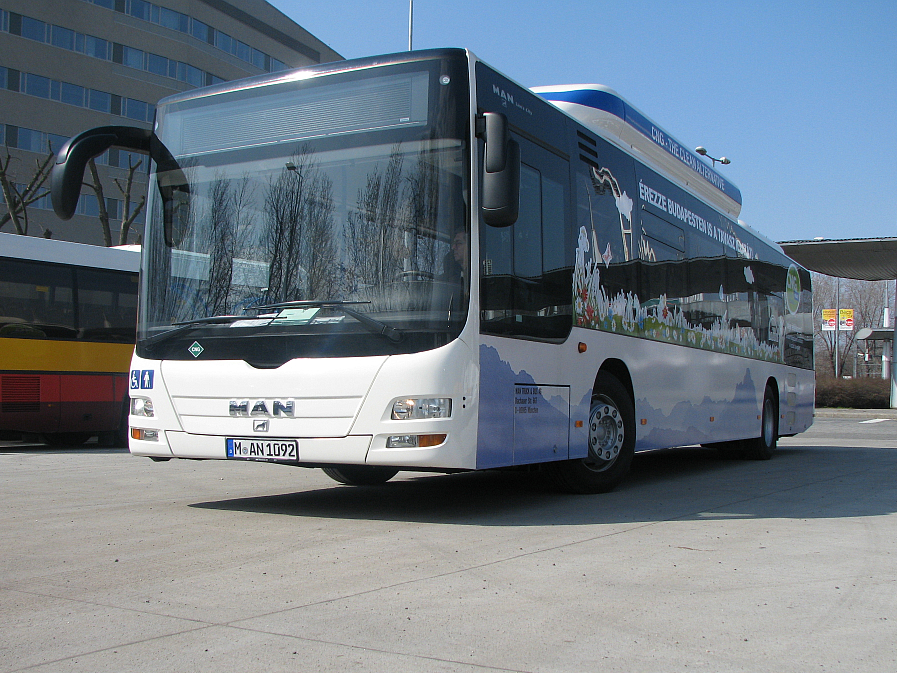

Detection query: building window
(158, 7), (187, 32)
(20, 16), (47, 42)
(121, 45), (144, 70)
(24, 73), (52, 99)
(84, 35), (110, 59)
(12, 70), (155, 125)
(124, 98), (149, 122)
(50, 25), (75, 50)
(2, 11), (224, 88)
(146, 52), (168, 77)
(60, 81), (86, 106)
(88, 89), (111, 113)
(215, 30), (234, 55)
(77, 0), (298, 73)
(2, 125), (66, 155)
(190, 18), (210, 43)
(127, 0), (151, 21)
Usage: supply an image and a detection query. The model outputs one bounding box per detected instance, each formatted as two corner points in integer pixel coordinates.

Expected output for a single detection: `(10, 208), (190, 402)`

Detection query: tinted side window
(0, 259), (76, 339)
(640, 209), (686, 311)
(480, 137), (572, 340)
(75, 268), (138, 342)
(684, 234), (726, 330)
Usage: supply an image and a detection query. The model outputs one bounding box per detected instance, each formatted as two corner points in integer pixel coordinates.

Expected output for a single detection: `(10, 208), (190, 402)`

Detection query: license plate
(226, 438), (298, 462)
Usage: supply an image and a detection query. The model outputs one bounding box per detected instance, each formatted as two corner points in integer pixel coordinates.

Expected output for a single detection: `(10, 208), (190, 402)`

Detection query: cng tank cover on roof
(533, 84), (742, 219)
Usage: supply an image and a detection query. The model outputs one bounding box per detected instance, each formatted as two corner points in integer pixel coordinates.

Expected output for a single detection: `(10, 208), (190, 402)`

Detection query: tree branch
(86, 158), (113, 247)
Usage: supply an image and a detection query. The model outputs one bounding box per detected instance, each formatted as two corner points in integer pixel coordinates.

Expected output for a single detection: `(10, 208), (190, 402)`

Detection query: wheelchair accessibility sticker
(130, 370), (154, 390)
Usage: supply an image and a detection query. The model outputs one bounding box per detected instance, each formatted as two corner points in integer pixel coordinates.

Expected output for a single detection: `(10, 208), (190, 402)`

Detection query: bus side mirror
(51, 126), (153, 220)
(480, 113), (520, 227)
(50, 125), (189, 246)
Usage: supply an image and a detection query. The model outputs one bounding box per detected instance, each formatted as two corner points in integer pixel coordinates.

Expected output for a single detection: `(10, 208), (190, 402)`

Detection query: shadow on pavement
(0, 442), (129, 455)
(191, 444), (897, 526)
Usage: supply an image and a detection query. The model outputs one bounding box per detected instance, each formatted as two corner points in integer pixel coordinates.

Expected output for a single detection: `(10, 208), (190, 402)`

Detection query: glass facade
(78, 0), (291, 73)
(1, 66), (154, 123)
(2, 9), (224, 88)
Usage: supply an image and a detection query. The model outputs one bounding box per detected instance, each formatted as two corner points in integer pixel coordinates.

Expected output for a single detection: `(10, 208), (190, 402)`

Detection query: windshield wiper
(254, 300), (404, 343)
(140, 314), (256, 347)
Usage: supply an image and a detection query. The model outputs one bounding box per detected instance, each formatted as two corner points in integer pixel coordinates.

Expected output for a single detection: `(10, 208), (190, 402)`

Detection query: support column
(892, 316), (896, 409)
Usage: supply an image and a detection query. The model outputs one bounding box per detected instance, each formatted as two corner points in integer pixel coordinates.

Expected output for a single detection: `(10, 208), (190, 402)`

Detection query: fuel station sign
(822, 309), (853, 331)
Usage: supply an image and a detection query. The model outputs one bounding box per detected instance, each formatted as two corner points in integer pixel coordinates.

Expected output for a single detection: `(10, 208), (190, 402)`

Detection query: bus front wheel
(322, 465), (399, 486)
(546, 372), (635, 494)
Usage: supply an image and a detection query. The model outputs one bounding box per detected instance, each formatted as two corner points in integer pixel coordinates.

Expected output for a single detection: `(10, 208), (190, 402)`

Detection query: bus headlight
(131, 397), (154, 417)
(391, 397), (452, 420)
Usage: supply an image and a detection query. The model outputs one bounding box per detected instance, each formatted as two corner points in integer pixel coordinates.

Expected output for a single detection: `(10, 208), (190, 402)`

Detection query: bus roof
(0, 232), (140, 273)
(532, 84), (742, 218)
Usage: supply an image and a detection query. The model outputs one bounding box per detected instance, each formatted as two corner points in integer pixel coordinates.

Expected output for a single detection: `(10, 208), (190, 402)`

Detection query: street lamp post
(408, 0), (413, 51)
(835, 276), (840, 378)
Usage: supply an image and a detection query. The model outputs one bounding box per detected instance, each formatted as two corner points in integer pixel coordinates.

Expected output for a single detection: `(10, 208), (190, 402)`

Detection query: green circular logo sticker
(785, 265), (801, 315)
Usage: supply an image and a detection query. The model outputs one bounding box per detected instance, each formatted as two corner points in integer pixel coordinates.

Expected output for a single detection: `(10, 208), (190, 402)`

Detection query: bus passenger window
(639, 210), (685, 310)
(0, 259), (76, 338)
(76, 268), (139, 342)
(684, 237), (726, 331)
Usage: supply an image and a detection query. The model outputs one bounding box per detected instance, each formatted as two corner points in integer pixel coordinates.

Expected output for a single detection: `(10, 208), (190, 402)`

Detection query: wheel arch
(596, 358), (634, 405)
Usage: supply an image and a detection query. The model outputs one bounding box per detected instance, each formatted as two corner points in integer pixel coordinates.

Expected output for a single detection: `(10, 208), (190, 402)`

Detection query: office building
(1, 0), (341, 244)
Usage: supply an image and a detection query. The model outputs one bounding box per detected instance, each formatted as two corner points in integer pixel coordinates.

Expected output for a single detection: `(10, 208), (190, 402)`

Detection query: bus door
(479, 134), (574, 466)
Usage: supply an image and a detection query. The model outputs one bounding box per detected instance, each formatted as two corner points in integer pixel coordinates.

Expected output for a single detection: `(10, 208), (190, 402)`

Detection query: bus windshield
(138, 57), (470, 365)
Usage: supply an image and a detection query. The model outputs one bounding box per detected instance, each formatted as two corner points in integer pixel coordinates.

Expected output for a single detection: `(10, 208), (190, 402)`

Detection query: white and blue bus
(51, 49), (814, 492)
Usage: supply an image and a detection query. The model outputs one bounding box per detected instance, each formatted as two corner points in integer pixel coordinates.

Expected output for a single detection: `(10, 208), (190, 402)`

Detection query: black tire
(546, 372), (635, 494)
(745, 385), (778, 460)
(704, 439), (746, 458)
(113, 397), (130, 448)
(40, 432), (92, 447)
(322, 465), (400, 486)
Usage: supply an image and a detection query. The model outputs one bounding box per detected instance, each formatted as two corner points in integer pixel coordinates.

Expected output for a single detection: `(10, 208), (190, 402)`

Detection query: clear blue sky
(271, 0), (896, 244)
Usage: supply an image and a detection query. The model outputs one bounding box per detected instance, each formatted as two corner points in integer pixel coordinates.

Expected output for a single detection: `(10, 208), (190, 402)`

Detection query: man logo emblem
(253, 420), (269, 432)
(229, 400), (295, 417)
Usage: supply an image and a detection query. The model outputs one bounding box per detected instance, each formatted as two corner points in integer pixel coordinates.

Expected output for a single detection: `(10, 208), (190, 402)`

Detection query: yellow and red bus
(0, 232), (139, 446)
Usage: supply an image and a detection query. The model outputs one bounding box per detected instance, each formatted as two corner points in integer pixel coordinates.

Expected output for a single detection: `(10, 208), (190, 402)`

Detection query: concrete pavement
(0, 415), (895, 672)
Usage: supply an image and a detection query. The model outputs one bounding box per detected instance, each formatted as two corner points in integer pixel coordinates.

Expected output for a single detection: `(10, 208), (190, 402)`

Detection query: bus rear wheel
(546, 372), (635, 494)
(745, 385), (778, 460)
(322, 465), (399, 486)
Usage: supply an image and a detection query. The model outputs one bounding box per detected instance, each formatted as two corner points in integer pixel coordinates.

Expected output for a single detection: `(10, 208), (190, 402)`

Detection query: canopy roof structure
(778, 237), (896, 408)
(778, 237), (897, 281)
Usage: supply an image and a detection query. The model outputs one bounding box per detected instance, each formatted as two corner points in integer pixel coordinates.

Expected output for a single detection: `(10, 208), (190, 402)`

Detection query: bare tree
(86, 156), (146, 246)
(203, 176), (237, 316)
(0, 147), (54, 237)
(345, 146), (405, 290)
(813, 273), (891, 378)
(403, 146), (442, 277)
(813, 273), (837, 377)
(264, 147), (337, 303)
